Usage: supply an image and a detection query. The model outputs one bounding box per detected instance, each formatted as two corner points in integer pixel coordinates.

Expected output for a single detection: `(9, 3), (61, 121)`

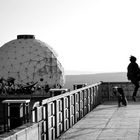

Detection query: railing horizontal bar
(42, 82), (102, 105)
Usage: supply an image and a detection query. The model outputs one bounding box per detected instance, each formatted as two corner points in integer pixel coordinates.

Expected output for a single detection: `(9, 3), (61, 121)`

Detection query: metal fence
(32, 82), (102, 140)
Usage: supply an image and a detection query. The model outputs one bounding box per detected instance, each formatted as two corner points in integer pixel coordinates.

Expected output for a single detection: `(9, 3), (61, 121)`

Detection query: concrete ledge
(0, 122), (39, 140)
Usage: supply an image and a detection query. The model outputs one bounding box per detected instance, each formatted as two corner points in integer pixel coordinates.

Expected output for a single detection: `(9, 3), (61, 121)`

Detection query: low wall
(0, 122), (40, 140)
(101, 82), (139, 100)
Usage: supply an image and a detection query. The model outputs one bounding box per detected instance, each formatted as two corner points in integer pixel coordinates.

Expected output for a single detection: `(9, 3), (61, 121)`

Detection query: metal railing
(2, 100), (30, 132)
(32, 82), (102, 140)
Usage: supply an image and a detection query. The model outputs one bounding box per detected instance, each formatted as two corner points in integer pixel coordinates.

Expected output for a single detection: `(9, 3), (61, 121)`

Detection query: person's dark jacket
(127, 62), (140, 81)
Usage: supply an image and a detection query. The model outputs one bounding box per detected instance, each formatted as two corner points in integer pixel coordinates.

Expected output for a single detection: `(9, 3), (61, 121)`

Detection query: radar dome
(0, 35), (65, 88)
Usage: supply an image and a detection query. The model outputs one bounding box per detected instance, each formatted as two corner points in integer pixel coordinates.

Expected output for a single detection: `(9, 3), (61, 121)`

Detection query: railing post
(83, 90), (85, 116)
(74, 92), (77, 123)
(46, 102), (55, 140)
(41, 105), (46, 140)
(45, 103), (49, 140)
(84, 89), (88, 115)
(62, 97), (65, 132)
(87, 88), (90, 112)
(55, 100), (58, 138)
(90, 87), (94, 110)
(68, 95), (71, 128)
(92, 87), (95, 108)
(79, 90), (84, 119)
(55, 99), (63, 138)
(70, 95), (74, 127)
(63, 97), (69, 131)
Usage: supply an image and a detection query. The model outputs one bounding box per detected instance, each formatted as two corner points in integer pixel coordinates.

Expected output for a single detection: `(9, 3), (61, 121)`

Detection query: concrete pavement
(56, 101), (140, 140)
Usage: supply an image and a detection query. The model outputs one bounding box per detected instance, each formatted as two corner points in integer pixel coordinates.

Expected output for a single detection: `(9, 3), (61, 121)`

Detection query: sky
(0, 0), (140, 74)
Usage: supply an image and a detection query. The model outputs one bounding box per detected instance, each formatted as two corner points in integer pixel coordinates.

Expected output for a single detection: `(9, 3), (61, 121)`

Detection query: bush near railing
(32, 82), (102, 140)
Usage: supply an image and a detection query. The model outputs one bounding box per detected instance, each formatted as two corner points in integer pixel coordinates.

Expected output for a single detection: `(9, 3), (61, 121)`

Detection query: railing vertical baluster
(89, 88), (92, 110)
(96, 85), (98, 105)
(55, 99), (63, 137)
(93, 86), (96, 107)
(93, 87), (94, 107)
(74, 93), (77, 123)
(41, 105), (46, 140)
(68, 95), (70, 129)
(55, 100), (59, 139)
(7, 103), (10, 130)
(95, 86), (97, 106)
(63, 97), (69, 131)
(79, 91), (81, 119)
(92, 87), (94, 108)
(83, 90), (85, 116)
(45, 103), (49, 140)
(88, 88), (91, 112)
(81, 90), (84, 117)
(85, 89), (87, 114)
(62, 97), (64, 132)
(79, 91), (83, 119)
(90, 87), (93, 110)
(87, 88), (90, 112)
(71, 95), (74, 126)
(55, 100), (58, 138)
(77, 92), (80, 121)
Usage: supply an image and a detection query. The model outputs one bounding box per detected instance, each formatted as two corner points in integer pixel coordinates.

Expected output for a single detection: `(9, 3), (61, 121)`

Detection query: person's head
(130, 55), (137, 62)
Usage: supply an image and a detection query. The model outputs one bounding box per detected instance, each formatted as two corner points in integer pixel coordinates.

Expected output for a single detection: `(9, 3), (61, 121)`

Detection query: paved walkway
(57, 101), (140, 140)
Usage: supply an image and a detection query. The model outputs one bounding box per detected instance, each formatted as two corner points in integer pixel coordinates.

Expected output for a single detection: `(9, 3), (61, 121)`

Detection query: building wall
(101, 82), (139, 100)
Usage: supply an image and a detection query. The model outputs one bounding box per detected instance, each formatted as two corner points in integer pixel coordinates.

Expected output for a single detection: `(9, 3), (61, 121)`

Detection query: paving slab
(56, 101), (140, 140)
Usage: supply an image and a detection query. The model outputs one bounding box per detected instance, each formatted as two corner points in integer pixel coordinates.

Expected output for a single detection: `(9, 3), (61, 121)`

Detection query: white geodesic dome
(0, 35), (65, 88)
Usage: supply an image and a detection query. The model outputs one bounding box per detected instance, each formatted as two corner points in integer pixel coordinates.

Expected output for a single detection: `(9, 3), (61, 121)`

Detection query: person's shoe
(132, 96), (136, 102)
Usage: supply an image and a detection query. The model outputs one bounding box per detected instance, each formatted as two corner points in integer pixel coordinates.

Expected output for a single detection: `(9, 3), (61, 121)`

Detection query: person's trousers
(132, 81), (139, 97)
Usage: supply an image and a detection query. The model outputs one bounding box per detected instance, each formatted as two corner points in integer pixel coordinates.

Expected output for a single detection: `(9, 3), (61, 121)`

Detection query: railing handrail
(42, 82), (102, 105)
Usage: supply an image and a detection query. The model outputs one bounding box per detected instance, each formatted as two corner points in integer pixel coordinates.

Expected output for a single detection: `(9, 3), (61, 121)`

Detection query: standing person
(127, 56), (140, 101)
